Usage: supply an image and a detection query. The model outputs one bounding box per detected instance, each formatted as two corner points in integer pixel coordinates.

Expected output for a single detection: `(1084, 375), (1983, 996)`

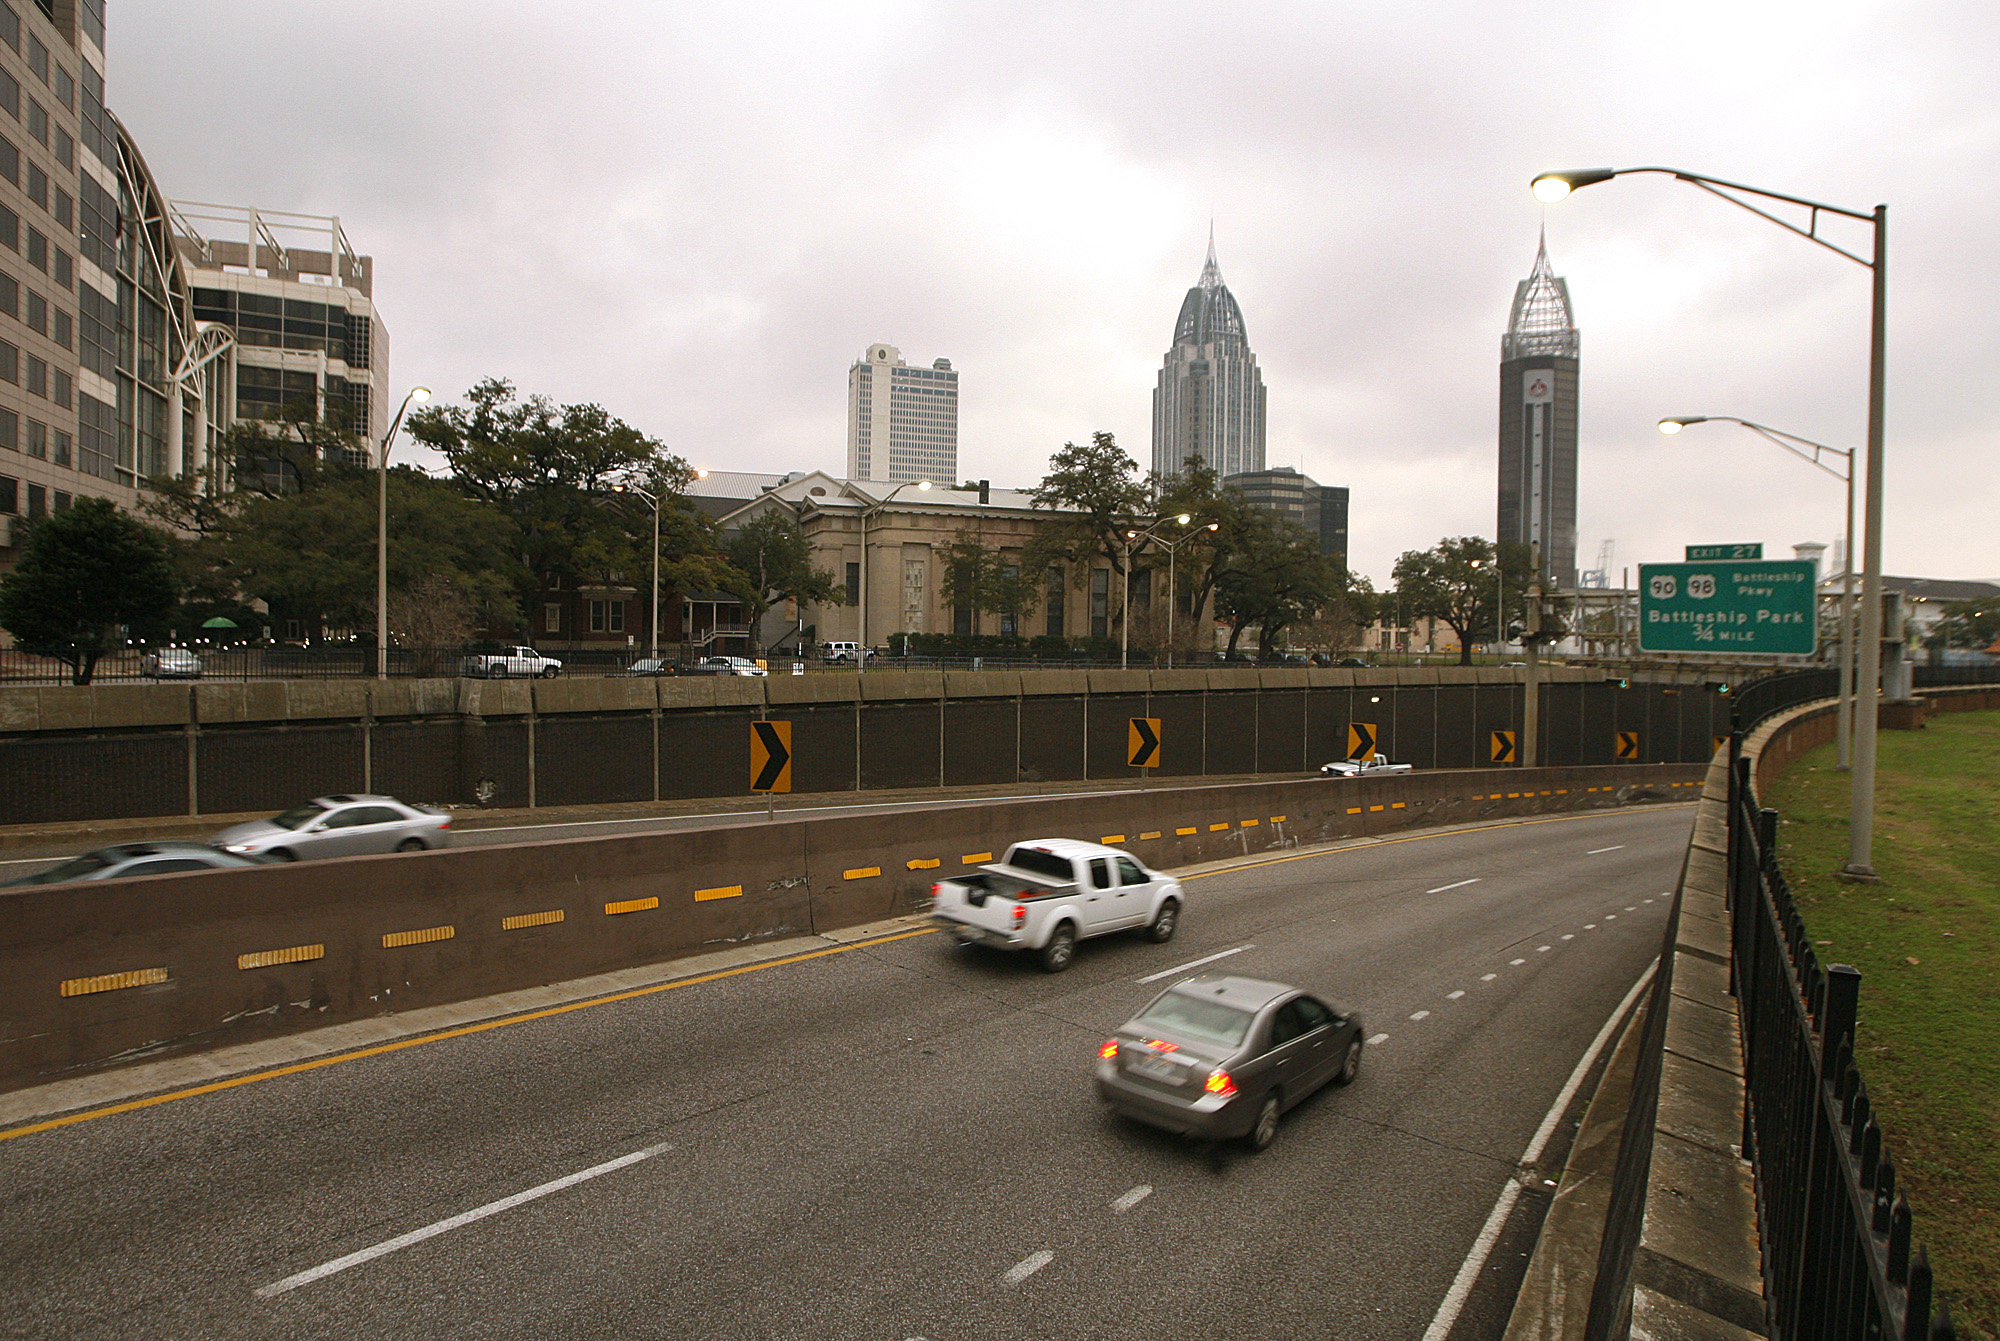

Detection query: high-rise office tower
(1152, 240), (1265, 479)
(846, 343), (957, 483)
(1225, 466), (1349, 572)
(1498, 233), (1580, 589)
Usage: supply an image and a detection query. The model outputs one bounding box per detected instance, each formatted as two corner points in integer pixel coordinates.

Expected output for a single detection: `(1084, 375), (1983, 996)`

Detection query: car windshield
(269, 801), (329, 831)
(20, 852), (117, 883)
(1134, 991), (1256, 1049)
(1005, 847), (1075, 882)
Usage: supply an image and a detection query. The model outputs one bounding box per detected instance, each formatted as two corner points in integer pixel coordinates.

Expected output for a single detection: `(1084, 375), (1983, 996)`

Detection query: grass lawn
(1766, 709), (1999, 1339)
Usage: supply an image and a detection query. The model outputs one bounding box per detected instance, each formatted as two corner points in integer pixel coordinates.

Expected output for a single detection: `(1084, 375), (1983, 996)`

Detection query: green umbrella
(200, 616), (238, 629)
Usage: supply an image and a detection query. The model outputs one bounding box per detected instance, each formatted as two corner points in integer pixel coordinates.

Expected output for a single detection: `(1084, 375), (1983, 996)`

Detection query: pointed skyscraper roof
(1503, 229), (1580, 360)
(1174, 237), (1247, 347)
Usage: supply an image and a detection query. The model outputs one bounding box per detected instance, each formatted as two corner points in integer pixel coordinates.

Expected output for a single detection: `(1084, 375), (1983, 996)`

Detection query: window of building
(0, 474), (14, 513)
(0, 270), (13, 316)
(51, 367), (66, 406)
(0, 408), (13, 449)
(1045, 567), (1065, 638)
(0, 203), (16, 251)
(54, 66), (71, 110)
(0, 337), (15, 382)
(25, 288), (41, 332)
(52, 489), (67, 511)
(51, 307), (65, 347)
(25, 33), (45, 82)
(25, 481), (43, 517)
(50, 426), (66, 465)
(0, 67), (17, 120)
(26, 226), (43, 272)
(0, 6), (17, 53)
(284, 619), (304, 642)
(50, 247), (65, 288)
(25, 352), (41, 396)
(588, 599), (626, 633)
(25, 416), (43, 458)
(50, 125), (68, 168)
(845, 561), (860, 606)
(26, 97), (44, 147)
(544, 603), (561, 633)
(1090, 568), (1109, 640)
(51, 186), (66, 227)
(0, 135), (14, 183)
(1000, 564), (1019, 636)
(953, 604), (972, 636)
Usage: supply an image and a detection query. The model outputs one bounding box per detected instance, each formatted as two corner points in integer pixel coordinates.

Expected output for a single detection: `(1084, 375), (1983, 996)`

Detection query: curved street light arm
(1534, 166), (1878, 267)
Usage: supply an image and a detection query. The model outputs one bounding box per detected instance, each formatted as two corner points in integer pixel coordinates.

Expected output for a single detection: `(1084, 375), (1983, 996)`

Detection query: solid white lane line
(1410, 1010), (1430, 1021)
(1419, 961), (1658, 1341)
(1426, 878), (1481, 894)
(1587, 845), (1625, 854)
(1447, 990), (1465, 1000)
(1110, 1185), (1153, 1213)
(1137, 945), (1252, 983)
(1367, 1033), (1389, 1046)
(255, 1142), (672, 1299)
(1002, 1251), (1054, 1285)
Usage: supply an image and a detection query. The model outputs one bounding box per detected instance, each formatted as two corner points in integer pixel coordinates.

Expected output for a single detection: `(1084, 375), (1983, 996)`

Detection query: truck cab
(930, 838), (1183, 972)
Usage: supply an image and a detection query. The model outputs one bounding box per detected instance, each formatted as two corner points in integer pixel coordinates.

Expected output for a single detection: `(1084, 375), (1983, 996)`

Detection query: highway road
(0, 803), (1693, 1340)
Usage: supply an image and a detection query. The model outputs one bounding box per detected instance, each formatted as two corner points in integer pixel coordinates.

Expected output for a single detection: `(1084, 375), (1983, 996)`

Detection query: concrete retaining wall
(0, 762), (1704, 1094)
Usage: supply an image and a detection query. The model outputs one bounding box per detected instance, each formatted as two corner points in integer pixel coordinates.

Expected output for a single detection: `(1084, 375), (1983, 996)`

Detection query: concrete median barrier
(0, 762), (1703, 1094)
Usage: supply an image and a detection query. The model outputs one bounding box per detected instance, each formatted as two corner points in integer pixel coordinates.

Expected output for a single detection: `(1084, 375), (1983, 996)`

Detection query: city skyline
(105, 3), (2000, 588)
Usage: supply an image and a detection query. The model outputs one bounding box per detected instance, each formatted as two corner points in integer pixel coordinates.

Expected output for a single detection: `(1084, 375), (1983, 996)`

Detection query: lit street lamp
(376, 385), (430, 680)
(1659, 416), (1857, 770)
(1536, 165), (1888, 880)
(1120, 515), (1194, 670)
(857, 479), (931, 660)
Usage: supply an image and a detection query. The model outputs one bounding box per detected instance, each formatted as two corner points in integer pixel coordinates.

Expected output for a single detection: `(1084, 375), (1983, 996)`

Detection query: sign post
(1639, 560), (1817, 656)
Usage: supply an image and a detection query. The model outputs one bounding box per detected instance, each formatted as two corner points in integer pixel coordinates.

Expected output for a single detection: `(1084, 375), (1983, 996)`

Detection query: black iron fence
(1728, 745), (1955, 1339)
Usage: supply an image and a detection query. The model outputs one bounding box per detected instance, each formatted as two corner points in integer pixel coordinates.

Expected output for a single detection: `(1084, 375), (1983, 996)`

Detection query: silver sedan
(212, 794), (452, 862)
(1094, 974), (1365, 1150)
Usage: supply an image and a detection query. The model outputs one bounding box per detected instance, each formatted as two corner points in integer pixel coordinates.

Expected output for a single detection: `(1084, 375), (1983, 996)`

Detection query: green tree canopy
(938, 529), (1041, 637)
(1928, 597), (2000, 650)
(0, 499), (180, 683)
(723, 507), (840, 653)
(1391, 536), (1536, 665)
(1213, 510), (1346, 658)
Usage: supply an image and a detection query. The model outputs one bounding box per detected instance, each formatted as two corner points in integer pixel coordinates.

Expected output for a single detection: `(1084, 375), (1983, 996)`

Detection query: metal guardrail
(1728, 742), (1955, 1339)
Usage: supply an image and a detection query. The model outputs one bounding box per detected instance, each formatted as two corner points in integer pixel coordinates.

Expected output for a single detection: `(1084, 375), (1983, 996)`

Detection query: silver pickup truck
(459, 646), (564, 679)
(931, 838), (1184, 972)
(1319, 754), (1413, 778)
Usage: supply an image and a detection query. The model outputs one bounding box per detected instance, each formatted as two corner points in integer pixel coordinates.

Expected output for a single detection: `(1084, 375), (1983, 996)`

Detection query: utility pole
(1523, 542), (1542, 768)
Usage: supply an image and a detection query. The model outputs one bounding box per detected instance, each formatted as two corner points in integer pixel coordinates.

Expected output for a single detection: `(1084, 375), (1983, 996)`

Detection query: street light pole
(375, 386), (430, 681)
(857, 479), (931, 662)
(1534, 167), (1888, 879)
(613, 483), (662, 659)
(1119, 514), (1194, 670)
(1658, 416), (1857, 769)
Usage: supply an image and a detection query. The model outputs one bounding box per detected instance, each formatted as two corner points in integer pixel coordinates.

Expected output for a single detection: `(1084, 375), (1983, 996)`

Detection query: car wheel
(1334, 1034), (1364, 1086)
(1146, 898), (1180, 943)
(1038, 922), (1077, 973)
(396, 837), (426, 853)
(270, 848), (297, 862)
(1245, 1092), (1281, 1151)
(541, 665), (560, 678)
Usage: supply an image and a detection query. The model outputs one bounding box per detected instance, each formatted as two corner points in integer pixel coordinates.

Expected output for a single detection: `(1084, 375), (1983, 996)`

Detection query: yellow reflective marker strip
(1100, 835), (1126, 844)
(382, 925), (454, 948)
(1176, 827), (1197, 836)
(1508, 793), (1522, 799)
(1240, 819), (1259, 828)
(962, 852), (993, 865)
(1209, 823), (1229, 832)
(59, 967), (167, 997)
(605, 898), (659, 915)
(1139, 831), (1162, 840)
(1270, 816), (1287, 823)
(906, 858), (940, 870)
(2, 926), (941, 1146)
(1368, 804), (1384, 812)
(237, 944), (324, 970)
(694, 886), (741, 902)
(502, 910), (564, 931)
(1346, 807), (1363, 815)
(843, 867), (881, 881)
(1556, 789), (1569, 795)
(1391, 802), (1406, 810)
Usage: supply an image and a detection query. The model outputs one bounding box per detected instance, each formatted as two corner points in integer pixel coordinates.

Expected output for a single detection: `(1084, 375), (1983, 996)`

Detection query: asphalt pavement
(0, 804), (1694, 1340)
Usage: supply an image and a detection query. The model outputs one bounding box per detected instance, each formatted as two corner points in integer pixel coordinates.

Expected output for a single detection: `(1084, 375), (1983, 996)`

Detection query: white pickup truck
(1319, 754), (1413, 778)
(931, 838), (1184, 972)
(459, 646), (564, 679)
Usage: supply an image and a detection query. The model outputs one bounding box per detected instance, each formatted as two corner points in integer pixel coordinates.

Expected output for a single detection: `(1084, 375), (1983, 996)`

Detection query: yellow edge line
(0, 926), (939, 1146)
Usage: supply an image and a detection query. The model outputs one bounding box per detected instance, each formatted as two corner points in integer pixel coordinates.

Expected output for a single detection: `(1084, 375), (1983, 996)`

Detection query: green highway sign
(1639, 559), (1818, 655)
(1686, 543), (1763, 561)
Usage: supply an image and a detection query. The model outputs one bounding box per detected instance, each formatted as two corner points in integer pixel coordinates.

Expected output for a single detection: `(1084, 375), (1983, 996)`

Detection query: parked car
(822, 641), (872, 664)
(2, 842), (272, 886)
(141, 648), (203, 679)
(459, 646), (563, 678)
(1320, 754), (1414, 778)
(1094, 974), (1365, 1150)
(623, 658), (679, 676)
(931, 838), (1183, 972)
(212, 794), (452, 862)
(687, 656), (767, 677)
(1334, 657), (1372, 668)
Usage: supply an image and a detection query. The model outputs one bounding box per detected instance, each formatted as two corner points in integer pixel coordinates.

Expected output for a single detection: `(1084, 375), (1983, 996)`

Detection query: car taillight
(931, 883), (942, 900)
(1011, 904), (1028, 925)
(439, 818), (450, 829)
(1099, 1040), (1119, 1059)
(1205, 1069), (1236, 1096)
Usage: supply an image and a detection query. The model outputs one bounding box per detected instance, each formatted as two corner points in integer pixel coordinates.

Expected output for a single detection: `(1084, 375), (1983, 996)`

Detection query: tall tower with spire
(1152, 238), (1266, 479)
(1498, 232), (1581, 589)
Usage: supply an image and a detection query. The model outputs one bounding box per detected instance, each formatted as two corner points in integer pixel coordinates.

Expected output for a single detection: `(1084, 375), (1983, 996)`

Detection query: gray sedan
(212, 794), (452, 862)
(1, 842), (271, 886)
(1094, 974), (1364, 1150)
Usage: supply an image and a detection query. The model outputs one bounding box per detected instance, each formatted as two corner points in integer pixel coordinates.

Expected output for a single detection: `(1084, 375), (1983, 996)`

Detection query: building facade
(173, 203), (390, 453)
(1152, 241), (1265, 480)
(1497, 233), (1580, 589)
(846, 342), (957, 484)
(0, 0), (234, 558)
(1225, 465), (1349, 570)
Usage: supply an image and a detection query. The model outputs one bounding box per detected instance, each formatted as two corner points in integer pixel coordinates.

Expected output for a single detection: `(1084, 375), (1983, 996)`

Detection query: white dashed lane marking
(1410, 1010), (1430, 1021)
(1446, 990), (1465, 1000)
(1587, 845), (1626, 854)
(1426, 878), (1481, 894)
(1481, 973), (1498, 981)
(1110, 1185), (1153, 1213)
(1537, 946), (1551, 953)
(1510, 958), (1526, 966)
(1002, 1251), (1054, 1285)
(1368, 1033), (1389, 1046)
(1137, 945), (1252, 983)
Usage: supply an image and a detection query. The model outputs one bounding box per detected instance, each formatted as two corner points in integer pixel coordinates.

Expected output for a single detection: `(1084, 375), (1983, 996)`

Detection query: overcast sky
(111, 2), (1997, 587)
